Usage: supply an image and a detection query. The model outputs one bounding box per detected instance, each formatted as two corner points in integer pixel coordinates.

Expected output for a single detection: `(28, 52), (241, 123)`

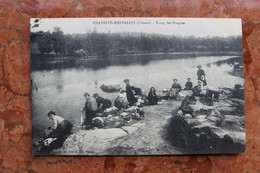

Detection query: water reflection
(31, 54), (244, 133)
(94, 81), (98, 89)
(210, 57), (243, 68)
(31, 52), (241, 71)
(54, 69), (64, 93)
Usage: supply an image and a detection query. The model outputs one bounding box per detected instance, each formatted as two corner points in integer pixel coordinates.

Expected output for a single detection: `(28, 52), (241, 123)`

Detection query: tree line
(31, 27), (243, 58)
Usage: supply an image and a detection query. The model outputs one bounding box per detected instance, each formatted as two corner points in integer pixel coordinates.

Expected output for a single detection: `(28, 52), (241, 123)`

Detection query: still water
(31, 54), (244, 132)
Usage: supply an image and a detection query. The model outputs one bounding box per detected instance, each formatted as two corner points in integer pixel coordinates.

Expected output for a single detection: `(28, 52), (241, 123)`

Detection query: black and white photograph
(30, 18), (245, 155)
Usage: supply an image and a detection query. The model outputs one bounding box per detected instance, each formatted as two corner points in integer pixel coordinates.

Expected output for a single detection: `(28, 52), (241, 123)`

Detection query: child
(184, 78), (193, 90)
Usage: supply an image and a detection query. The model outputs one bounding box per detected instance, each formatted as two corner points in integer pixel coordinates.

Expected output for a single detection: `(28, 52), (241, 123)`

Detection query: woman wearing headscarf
(148, 87), (158, 105)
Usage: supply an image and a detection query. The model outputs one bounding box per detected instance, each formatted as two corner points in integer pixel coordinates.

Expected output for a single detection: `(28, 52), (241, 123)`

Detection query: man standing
(93, 93), (112, 112)
(197, 65), (207, 86)
(81, 92), (95, 125)
(123, 79), (137, 106)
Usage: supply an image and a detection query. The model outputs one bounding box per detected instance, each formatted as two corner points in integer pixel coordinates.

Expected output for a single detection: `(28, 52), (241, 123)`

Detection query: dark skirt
(148, 92), (158, 105)
(51, 120), (73, 137)
(126, 94), (137, 106)
(99, 100), (112, 112)
(36, 120), (73, 154)
(85, 110), (96, 125)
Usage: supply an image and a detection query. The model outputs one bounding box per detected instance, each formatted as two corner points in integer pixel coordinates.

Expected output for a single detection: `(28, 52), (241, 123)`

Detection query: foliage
(31, 30), (243, 57)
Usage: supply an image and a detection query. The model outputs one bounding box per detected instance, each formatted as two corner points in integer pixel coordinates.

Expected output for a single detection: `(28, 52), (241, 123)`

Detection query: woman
(81, 92), (96, 125)
(123, 79), (137, 106)
(35, 111), (73, 154)
(178, 96), (195, 118)
(47, 111), (73, 137)
(93, 93), (112, 112)
(148, 87), (158, 105)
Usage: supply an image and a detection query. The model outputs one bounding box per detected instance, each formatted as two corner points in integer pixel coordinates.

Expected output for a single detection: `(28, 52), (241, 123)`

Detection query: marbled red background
(0, 0), (259, 172)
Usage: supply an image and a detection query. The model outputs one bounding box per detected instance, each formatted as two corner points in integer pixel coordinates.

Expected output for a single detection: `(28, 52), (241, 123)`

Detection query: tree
(52, 27), (66, 54)
(36, 31), (53, 54)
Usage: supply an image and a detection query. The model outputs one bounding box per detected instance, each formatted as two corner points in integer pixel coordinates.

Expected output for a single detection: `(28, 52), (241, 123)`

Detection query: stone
(224, 115), (245, 126)
(206, 115), (222, 123)
(100, 84), (121, 93)
(167, 114), (245, 154)
(216, 131), (246, 145)
(206, 109), (224, 125)
(57, 128), (129, 154)
(130, 123), (145, 128)
(216, 106), (237, 115)
(220, 135), (245, 153)
(121, 126), (138, 134)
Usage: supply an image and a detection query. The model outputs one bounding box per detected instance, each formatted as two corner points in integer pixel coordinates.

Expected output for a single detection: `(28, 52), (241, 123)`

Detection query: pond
(31, 53), (244, 134)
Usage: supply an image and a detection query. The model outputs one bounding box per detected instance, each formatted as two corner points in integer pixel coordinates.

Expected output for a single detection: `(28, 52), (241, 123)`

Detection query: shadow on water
(31, 52), (242, 71)
(208, 56), (243, 68)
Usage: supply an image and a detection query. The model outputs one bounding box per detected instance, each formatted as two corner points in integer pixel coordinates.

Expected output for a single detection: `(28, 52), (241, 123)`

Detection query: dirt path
(103, 100), (182, 155)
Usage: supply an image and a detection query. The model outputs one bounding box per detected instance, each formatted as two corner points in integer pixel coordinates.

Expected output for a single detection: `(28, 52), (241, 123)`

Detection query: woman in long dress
(148, 87), (158, 105)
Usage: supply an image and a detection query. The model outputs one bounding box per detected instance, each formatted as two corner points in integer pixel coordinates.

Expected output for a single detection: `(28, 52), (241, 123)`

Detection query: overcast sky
(30, 18), (242, 38)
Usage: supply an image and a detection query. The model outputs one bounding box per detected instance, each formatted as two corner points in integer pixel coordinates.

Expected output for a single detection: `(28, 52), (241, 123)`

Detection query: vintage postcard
(30, 18), (245, 155)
